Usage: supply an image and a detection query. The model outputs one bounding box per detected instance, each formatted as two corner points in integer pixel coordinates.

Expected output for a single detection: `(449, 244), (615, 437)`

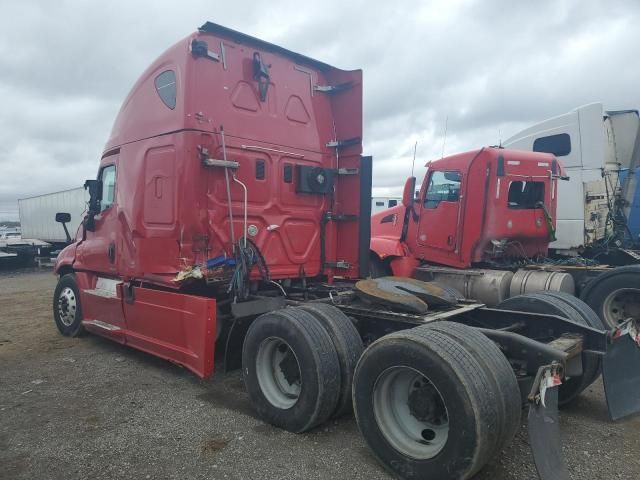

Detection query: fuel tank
(414, 266), (513, 306)
(510, 269), (576, 297)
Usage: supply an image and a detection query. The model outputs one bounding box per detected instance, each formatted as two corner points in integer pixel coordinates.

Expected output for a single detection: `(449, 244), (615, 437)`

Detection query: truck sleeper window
(507, 181), (544, 209)
(533, 133), (571, 157)
(424, 171), (461, 209)
(155, 70), (177, 109)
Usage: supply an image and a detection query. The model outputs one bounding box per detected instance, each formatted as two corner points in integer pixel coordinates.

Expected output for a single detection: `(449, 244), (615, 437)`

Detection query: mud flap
(527, 365), (570, 480)
(602, 319), (640, 420)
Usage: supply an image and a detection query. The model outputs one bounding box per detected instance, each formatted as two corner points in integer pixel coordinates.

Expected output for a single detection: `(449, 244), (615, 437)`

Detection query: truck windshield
(507, 181), (544, 209)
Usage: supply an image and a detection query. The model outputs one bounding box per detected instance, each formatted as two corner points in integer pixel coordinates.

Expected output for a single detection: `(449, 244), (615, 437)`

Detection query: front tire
(369, 254), (391, 278)
(53, 273), (84, 337)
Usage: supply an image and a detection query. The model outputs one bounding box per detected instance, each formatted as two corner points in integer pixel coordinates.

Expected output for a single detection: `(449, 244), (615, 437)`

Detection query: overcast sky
(1, 0), (639, 221)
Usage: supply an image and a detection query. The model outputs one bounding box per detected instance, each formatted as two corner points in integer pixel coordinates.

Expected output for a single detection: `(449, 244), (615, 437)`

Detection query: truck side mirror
(83, 179), (102, 232)
(55, 212), (72, 244)
(55, 212), (71, 223)
(84, 179), (102, 214)
(402, 177), (416, 208)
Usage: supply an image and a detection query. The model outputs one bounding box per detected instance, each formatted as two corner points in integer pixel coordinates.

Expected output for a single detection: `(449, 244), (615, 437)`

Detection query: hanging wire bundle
(227, 237), (270, 302)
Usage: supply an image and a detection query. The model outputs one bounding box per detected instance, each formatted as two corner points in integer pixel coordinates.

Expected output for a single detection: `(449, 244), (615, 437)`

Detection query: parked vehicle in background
(0, 228), (21, 239)
(369, 146), (640, 329)
(19, 187), (87, 247)
(503, 103), (640, 260)
(371, 196), (401, 214)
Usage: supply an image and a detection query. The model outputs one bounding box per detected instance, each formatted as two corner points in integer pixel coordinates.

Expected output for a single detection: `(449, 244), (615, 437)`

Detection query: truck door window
(100, 165), (116, 212)
(507, 181), (544, 209)
(424, 171), (461, 209)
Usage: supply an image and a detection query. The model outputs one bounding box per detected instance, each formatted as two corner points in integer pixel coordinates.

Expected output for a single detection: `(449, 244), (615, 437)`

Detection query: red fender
(53, 243), (78, 275)
(370, 236), (407, 260)
(389, 256), (420, 277)
(370, 204), (419, 277)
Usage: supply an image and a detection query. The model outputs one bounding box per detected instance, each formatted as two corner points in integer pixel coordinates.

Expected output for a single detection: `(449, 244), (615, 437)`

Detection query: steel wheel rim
(603, 288), (640, 326)
(57, 287), (77, 326)
(373, 366), (449, 460)
(256, 337), (301, 409)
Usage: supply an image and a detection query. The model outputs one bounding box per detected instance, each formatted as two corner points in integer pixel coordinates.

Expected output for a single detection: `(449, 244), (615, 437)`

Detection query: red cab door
(76, 162), (120, 275)
(75, 161), (128, 337)
(417, 170), (462, 252)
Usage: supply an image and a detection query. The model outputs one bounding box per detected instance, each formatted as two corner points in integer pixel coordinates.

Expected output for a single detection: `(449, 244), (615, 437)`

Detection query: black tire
(53, 273), (85, 337)
(528, 291), (604, 384)
(242, 308), (341, 433)
(536, 291), (604, 330)
(353, 325), (502, 480)
(369, 254), (391, 278)
(426, 322), (521, 455)
(579, 266), (640, 329)
(497, 292), (600, 405)
(295, 304), (364, 417)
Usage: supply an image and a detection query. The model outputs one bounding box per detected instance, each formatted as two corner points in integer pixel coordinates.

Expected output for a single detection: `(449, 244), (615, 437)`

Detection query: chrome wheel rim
(373, 366), (449, 460)
(603, 288), (640, 326)
(57, 287), (77, 326)
(256, 337), (301, 409)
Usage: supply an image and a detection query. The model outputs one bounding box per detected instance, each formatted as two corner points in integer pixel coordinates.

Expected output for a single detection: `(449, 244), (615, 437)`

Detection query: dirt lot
(1, 270), (639, 480)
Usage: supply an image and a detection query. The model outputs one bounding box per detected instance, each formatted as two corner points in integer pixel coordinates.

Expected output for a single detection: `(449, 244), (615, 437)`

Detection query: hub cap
(373, 366), (449, 459)
(603, 288), (640, 326)
(256, 337), (301, 409)
(57, 287), (77, 326)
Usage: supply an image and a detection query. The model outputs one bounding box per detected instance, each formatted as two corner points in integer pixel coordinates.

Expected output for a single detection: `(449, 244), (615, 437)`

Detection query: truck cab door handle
(108, 242), (116, 264)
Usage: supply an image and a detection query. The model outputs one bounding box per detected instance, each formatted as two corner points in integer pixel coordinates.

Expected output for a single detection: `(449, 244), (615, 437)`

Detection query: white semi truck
(504, 103), (640, 260)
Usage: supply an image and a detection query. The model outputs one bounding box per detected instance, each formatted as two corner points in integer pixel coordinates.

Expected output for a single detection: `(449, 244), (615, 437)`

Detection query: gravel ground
(1, 269), (639, 480)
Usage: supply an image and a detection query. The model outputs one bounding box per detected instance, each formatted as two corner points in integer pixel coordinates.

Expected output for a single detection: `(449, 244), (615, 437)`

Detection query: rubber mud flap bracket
(603, 318), (640, 421)
(527, 364), (570, 480)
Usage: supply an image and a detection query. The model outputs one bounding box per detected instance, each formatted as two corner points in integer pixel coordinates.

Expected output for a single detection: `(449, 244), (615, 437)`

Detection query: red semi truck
(52, 22), (640, 480)
(370, 150), (640, 329)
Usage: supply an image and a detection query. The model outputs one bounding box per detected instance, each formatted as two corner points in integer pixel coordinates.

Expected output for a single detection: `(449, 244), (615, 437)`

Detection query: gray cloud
(1, 0), (639, 220)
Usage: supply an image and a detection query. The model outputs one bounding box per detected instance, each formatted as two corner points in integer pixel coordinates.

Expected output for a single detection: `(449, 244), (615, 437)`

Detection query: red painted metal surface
(122, 287), (216, 379)
(389, 256), (420, 277)
(53, 22), (363, 377)
(79, 277), (128, 344)
(56, 24), (363, 285)
(371, 147), (561, 269)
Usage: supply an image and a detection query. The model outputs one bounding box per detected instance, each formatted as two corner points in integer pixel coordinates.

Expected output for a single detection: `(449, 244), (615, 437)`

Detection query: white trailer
(371, 197), (401, 214)
(504, 103), (640, 253)
(18, 187), (87, 244)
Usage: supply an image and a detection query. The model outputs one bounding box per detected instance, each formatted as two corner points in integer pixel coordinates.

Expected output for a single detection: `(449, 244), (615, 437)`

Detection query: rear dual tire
(297, 303), (363, 417)
(353, 322), (519, 480)
(497, 292), (603, 405)
(242, 305), (362, 432)
(580, 266), (640, 329)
